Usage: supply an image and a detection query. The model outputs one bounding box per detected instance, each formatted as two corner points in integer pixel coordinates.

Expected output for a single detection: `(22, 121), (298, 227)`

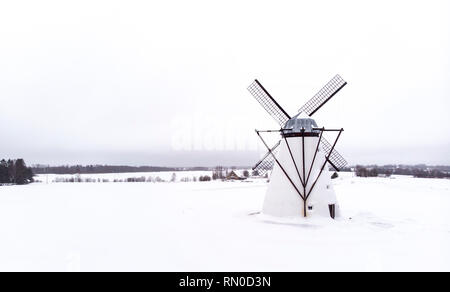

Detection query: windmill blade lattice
(253, 140), (281, 176)
(320, 137), (348, 171)
(248, 80), (291, 127)
(298, 75), (347, 116)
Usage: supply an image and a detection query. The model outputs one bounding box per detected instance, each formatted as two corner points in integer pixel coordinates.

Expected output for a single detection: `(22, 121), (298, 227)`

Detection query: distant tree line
(354, 165), (450, 179)
(50, 175), (208, 183)
(31, 165), (210, 175)
(0, 159), (34, 185)
(32, 164), (257, 176)
(199, 175), (212, 181)
(355, 166), (385, 177)
(29, 163), (450, 180)
(212, 166), (226, 180)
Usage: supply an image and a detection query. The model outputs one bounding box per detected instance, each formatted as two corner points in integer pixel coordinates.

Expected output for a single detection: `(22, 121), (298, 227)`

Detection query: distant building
(226, 170), (246, 181)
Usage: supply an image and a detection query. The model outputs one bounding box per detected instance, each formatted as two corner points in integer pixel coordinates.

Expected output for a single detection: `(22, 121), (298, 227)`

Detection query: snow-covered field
(0, 172), (449, 272)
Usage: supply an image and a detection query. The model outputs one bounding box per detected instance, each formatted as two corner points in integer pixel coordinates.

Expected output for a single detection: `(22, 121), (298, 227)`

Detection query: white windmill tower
(247, 75), (348, 219)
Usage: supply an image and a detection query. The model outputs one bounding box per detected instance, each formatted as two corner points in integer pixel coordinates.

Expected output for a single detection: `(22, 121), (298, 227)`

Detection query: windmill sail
(248, 79), (291, 127)
(298, 75), (347, 116)
(320, 137), (348, 171)
(253, 140), (281, 176)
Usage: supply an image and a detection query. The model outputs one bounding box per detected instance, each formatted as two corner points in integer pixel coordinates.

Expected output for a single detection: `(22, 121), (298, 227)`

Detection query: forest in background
(31, 165), (210, 174)
(347, 164), (450, 178)
(0, 159), (34, 185)
(31, 164), (450, 179)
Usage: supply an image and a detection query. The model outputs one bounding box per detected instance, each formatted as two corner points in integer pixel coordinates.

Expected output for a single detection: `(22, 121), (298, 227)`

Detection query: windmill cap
(283, 112), (319, 133)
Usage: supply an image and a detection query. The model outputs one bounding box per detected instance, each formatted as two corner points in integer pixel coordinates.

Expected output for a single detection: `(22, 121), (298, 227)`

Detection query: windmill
(248, 75), (348, 219)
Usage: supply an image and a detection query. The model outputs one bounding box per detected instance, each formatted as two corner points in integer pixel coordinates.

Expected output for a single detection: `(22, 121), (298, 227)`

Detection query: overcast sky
(0, 0), (449, 166)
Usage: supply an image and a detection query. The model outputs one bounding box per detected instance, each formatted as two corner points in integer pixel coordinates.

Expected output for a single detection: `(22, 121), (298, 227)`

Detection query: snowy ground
(0, 172), (449, 271)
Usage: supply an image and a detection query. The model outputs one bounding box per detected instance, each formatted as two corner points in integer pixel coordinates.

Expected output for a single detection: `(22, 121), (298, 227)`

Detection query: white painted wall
(263, 136), (339, 218)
